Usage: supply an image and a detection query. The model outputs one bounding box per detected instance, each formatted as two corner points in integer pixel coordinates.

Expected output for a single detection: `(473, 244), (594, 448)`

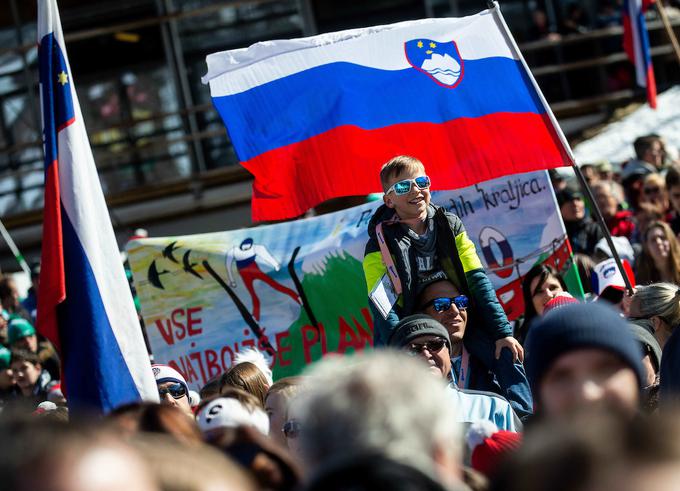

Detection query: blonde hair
(633, 282), (680, 327)
(380, 155), (425, 191)
(264, 376), (306, 421)
(220, 362), (269, 408)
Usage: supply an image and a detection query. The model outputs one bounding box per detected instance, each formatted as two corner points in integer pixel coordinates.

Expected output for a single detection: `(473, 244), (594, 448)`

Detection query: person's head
(637, 221), (680, 284)
(0, 277), (19, 310)
(7, 318), (37, 353)
(417, 280), (468, 346)
(634, 135), (665, 168)
(380, 156), (431, 222)
(220, 361), (270, 408)
(628, 320), (662, 388)
(10, 348), (42, 394)
(295, 351), (462, 487)
(491, 411), (680, 491)
(199, 377), (221, 400)
(389, 314), (452, 380)
(196, 394), (269, 439)
(151, 365), (192, 416)
(207, 425), (302, 491)
(556, 188), (585, 222)
(131, 434), (257, 491)
(525, 303), (644, 418)
(108, 403), (203, 445)
(666, 166), (680, 214)
(0, 346), (14, 391)
(240, 238), (254, 251)
(264, 376), (306, 447)
(640, 173), (669, 209)
(590, 180), (624, 220)
(628, 282), (680, 349)
(522, 264), (567, 322)
(0, 420), (159, 491)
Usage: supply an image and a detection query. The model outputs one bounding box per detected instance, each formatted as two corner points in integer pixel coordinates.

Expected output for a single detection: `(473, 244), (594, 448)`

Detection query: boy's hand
(495, 336), (524, 363)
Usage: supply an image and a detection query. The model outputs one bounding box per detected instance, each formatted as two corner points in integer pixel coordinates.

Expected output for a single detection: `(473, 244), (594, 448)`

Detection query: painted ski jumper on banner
(226, 239), (301, 321)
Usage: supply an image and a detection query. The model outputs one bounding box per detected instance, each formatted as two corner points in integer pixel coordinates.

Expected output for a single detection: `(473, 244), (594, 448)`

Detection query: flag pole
(571, 164), (634, 294)
(0, 217), (31, 275)
(655, 0), (680, 65)
(490, 0), (634, 293)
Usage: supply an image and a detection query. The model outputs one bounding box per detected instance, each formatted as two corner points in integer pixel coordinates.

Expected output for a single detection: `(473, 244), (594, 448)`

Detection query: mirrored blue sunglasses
(424, 295), (469, 313)
(386, 175), (431, 196)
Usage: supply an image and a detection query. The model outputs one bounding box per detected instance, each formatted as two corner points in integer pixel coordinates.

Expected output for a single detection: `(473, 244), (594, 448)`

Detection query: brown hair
(379, 155), (425, 191)
(108, 402), (203, 446)
(636, 221), (680, 285)
(666, 165), (680, 190)
(10, 348), (40, 367)
(196, 386), (263, 415)
(220, 362), (269, 408)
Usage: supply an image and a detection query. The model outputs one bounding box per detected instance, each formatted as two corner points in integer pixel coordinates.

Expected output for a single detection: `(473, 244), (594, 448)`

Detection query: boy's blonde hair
(380, 155), (425, 191)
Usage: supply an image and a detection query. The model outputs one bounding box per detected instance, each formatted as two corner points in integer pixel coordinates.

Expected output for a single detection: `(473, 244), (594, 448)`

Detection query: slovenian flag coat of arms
(203, 3), (574, 221)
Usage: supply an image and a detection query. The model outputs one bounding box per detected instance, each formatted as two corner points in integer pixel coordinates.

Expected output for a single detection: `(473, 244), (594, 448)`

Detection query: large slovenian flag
(623, 0), (657, 108)
(37, 0), (158, 413)
(203, 4), (574, 221)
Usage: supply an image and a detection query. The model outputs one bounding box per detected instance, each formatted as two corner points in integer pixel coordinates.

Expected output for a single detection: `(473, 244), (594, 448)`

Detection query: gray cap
(388, 314), (451, 349)
(628, 319), (662, 372)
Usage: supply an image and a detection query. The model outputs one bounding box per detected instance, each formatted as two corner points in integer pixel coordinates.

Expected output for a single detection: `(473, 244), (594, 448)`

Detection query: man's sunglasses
(158, 383), (187, 400)
(386, 175), (431, 196)
(423, 295), (469, 313)
(283, 420), (301, 439)
(407, 337), (448, 356)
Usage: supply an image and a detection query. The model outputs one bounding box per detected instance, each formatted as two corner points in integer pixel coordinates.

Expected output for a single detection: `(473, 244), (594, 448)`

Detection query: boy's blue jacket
(363, 203), (512, 344)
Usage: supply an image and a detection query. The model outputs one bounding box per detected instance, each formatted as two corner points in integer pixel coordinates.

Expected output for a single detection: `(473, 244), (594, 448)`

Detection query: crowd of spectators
(1, 134), (680, 490)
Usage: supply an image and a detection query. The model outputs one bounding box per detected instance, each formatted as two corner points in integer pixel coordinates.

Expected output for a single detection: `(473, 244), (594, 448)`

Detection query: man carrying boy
(418, 279), (532, 418)
(363, 156), (525, 401)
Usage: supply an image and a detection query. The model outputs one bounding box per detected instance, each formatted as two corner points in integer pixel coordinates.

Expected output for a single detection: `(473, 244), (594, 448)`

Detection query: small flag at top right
(623, 0), (657, 108)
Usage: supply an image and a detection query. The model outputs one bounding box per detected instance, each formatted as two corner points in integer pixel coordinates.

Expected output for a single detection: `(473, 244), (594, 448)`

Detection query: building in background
(0, 0), (679, 270)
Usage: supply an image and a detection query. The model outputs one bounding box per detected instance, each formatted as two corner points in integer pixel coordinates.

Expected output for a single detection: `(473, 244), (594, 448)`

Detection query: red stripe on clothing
(242, 112), (572, 221)
(37, 160), (65, 353)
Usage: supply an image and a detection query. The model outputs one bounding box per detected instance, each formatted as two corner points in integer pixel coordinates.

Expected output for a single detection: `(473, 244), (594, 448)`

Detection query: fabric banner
(128, 171), (575, 389)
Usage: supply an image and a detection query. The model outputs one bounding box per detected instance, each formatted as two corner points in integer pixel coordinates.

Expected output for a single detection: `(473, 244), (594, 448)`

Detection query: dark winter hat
(628, 319), (662, 373)
(556, 187), (583, 207)
(525, 303), (644, 396)
(388, 314), (451, 349)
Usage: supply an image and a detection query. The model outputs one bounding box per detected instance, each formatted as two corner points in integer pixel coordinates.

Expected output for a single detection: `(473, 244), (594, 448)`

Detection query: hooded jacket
(363, 204), (512, 344)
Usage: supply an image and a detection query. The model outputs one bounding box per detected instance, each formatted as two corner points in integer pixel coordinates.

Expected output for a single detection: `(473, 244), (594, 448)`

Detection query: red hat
(542, 292), (579, 315)
(467, 420), (522, 477)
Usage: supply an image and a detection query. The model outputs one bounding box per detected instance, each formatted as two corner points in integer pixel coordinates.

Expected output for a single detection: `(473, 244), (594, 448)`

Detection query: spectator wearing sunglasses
(418, 280), (533, 419)
(389, 314), (520, 432)
(152, 364), (192, 417)
(363, 156), (523, 365)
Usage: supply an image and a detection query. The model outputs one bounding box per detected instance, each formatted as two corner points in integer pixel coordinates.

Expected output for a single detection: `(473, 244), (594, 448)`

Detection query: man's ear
(383, 193), (395, 209)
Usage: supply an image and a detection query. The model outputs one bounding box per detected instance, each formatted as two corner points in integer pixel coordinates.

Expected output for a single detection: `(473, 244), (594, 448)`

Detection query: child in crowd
(363, 156), (525, 398)
(10, 348), (52, 407)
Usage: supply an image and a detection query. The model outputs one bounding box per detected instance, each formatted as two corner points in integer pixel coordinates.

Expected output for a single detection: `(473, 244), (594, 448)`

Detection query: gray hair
(634, 282), (680, 326)
(295, 351), (461, 478)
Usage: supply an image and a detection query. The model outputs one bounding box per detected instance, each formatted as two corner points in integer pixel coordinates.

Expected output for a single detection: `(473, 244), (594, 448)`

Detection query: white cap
(196, 397), (269, 436)
(152, 364), (189, 394)
(592, 258), (635, 296)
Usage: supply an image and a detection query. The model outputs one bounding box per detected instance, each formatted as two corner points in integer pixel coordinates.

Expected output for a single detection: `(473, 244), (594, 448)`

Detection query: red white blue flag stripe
(37, 0), (158, 413)
(623, 0), (657, 108)
(203, 5), (574, 221)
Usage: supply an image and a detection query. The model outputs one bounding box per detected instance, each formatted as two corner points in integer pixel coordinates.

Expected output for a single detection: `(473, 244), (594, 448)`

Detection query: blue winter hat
(525, 303), (644, 397)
